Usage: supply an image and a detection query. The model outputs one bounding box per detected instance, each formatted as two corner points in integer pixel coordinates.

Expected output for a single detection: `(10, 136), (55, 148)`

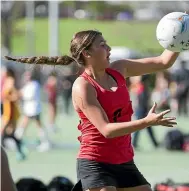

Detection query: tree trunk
(2, 18), (12, 54)
(1, 1), (24, 54)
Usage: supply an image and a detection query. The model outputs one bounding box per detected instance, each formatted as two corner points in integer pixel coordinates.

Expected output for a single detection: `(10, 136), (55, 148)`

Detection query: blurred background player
(15, 71), (51, 152)
(132, 75), (159, 149)
(1, 67), (26, 160)
(151, 72), (171, 111)
(44, 72), (58, 133)
(61, 64), (78, 115)
(172, 60), (189, 116)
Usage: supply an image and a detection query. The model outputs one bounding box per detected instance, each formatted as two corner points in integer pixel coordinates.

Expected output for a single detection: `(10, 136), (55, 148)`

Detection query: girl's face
(84, 35), (111, 69)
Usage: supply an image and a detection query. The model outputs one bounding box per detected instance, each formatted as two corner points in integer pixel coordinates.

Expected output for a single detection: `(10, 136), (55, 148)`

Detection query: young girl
(1, 67), (26, 160)
(15, 71), (50, 152)
(44, 72), (58, 132)
(5, 29), (179, 191)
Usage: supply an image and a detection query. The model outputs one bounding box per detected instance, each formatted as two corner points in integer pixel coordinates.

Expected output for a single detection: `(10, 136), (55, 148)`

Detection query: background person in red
(5, 29), (179, 191)
(44, 72), (58, 133)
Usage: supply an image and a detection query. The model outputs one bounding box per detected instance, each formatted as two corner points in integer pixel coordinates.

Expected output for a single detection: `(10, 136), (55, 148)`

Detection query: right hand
(144, 102), (177, 127)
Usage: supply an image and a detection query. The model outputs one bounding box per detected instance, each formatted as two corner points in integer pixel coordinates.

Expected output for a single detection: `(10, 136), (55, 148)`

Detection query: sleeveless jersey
(76, 68), (134, 164)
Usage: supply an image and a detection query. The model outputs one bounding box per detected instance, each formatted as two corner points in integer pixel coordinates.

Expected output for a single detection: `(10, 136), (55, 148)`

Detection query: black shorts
(27, 114), (40, 121)
(73, 158), (150, 191)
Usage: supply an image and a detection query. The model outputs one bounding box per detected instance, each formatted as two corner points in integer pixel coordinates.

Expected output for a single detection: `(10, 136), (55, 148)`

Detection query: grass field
(12, 18), (161, 55)
(6, 101), (189, 188)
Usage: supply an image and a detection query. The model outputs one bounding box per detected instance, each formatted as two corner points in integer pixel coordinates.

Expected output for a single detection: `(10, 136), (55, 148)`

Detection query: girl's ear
(81, 50), (91, 58)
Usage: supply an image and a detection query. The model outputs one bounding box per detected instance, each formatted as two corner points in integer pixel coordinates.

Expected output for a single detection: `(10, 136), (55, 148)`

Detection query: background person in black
(172, 60), (189, 116)
(132, 75), (159, 149)
(61, 64), (78, 115)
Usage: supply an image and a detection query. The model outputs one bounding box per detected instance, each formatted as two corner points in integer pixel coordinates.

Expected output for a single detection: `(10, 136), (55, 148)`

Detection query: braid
(4, 55), (75, 66)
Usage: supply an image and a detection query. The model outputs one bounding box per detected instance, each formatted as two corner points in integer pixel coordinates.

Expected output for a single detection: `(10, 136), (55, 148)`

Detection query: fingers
(160, 120), (177, 127)
(161, 124), (174, 127)
(161, 117), (176, 122)
(149, 102), (157, 113)
(163, 121), (177, 125)
(158, 109), (171, 117)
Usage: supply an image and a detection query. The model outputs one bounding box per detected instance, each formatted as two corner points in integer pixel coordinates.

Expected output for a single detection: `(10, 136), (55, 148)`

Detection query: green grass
(6, 101), (189, 188)
(12, 18), (162, 55)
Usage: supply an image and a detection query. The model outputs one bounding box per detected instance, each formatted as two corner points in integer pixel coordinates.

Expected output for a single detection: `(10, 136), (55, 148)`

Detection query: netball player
(44, 72), (58, 133)
(15, 71), (50, 152)
(5, 30), (179, 191)
(1, 67), (26, 160)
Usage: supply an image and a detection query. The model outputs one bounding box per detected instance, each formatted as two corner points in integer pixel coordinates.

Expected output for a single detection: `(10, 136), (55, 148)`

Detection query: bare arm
(3, 78), (20, 101)
(73, 78), (176, 138)
(1, 147), (17, 191)
(111, 50), (179, 78)
(6, 89), (20, 102)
